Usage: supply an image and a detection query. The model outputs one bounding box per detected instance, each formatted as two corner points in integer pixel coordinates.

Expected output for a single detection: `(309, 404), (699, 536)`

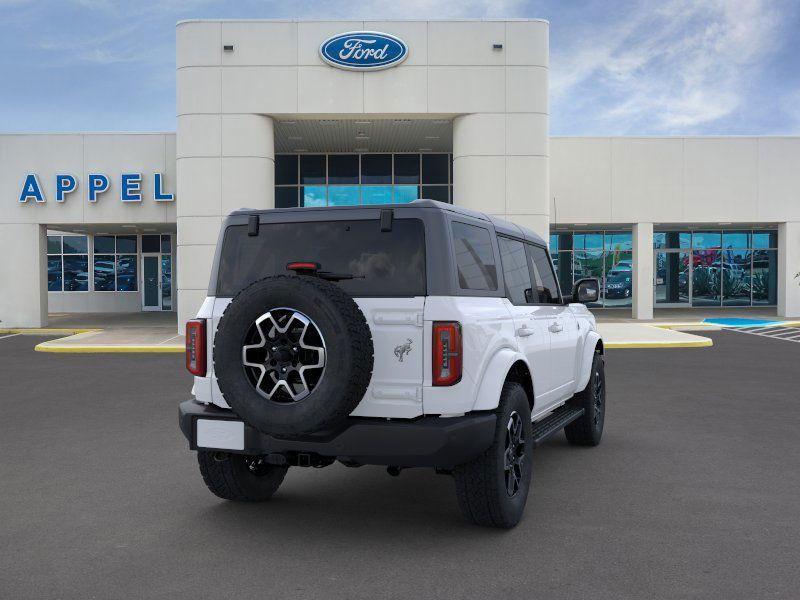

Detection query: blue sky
(1, 0), (798, 135)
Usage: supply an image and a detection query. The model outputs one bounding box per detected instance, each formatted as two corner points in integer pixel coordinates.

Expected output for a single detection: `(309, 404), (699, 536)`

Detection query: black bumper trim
(179, 400), (496, 468)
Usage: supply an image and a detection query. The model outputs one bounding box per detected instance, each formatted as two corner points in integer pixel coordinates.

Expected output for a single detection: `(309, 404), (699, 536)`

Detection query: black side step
(531, 405), (585, 447)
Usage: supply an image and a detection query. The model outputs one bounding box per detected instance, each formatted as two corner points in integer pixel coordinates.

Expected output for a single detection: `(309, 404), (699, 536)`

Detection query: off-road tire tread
(197, 451), (287, 502)
(564, 351), (604, 446)
(453, 382), (531, 528)
(214, 274), (374, 436)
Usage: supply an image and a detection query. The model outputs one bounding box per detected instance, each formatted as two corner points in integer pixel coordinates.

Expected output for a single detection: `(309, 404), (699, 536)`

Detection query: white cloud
(551, 0), (790, 133)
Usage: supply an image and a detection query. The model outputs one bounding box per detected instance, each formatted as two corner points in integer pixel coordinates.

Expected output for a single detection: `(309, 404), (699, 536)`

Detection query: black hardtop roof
(230, 199), (546, 246)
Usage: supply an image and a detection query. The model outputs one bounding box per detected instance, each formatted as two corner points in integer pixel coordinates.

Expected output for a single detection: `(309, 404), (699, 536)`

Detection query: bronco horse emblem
(394, 338), (413, 362)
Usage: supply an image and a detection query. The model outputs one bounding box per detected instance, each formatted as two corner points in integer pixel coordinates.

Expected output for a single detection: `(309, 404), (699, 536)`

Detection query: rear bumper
(179, 400), (496, 468)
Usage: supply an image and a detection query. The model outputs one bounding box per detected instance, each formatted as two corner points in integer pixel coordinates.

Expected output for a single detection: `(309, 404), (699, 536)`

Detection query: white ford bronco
(180, 200), (605, 528)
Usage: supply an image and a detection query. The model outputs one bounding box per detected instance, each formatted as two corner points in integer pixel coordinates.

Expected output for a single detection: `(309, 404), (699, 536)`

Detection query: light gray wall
(176, 19), (550, 327)
(0, 133), (176, 326)
(550, 137), (800, 225)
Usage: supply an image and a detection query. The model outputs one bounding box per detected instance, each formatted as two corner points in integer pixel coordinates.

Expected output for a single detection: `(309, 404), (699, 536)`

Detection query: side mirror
(569, 277), (600, 304)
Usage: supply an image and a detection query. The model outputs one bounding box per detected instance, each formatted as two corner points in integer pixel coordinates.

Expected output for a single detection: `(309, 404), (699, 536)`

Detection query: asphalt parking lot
(1, 332), (799, 599)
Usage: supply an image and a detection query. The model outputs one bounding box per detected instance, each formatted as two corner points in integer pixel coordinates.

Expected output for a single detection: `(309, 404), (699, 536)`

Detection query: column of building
(0, 224), (47, 327)
(778, 221), (800, 318)
(632, 222), (654, 320)
(176, 113), (275, 329)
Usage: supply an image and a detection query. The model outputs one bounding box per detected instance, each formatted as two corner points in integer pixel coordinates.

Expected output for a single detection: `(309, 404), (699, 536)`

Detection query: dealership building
(1, 18), (798, 329)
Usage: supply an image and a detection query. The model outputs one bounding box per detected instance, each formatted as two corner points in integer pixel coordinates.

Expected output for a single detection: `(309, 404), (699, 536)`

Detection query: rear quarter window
(216, 218), (426, 297)
(451, 222), (498, 291)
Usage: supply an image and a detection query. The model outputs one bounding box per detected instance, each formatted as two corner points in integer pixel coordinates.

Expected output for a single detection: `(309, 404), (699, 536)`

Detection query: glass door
(654, 251), (690, 307)
(142, 255), (161, 311)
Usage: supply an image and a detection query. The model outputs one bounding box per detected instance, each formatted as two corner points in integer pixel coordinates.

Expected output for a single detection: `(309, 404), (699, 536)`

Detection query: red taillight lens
(433, 321), (462, 386)
(186, 319), (207, 376)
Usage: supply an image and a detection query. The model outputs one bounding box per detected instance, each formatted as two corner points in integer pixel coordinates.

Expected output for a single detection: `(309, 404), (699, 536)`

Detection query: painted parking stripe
(0, 333), (21, 341)
(725, 326), (800, 343)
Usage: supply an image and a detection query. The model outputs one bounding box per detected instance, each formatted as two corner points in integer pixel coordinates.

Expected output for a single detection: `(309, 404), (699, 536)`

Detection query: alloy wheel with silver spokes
(241, 308), (326, 403)
(504, 411), (526, 497)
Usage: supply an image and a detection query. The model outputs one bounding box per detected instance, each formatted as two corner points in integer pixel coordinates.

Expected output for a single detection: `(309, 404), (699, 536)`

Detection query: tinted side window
(498, 237), (533, 304)
(451, 222), (498, 291)
(527, 244), (561, 304)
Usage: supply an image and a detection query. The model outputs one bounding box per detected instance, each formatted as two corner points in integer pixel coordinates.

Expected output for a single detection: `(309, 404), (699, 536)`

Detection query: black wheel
(565, 351), (605, 446)
(197, 451), (288, 502)
(453, 382), (533, 528)
(213, 275), (374, 437)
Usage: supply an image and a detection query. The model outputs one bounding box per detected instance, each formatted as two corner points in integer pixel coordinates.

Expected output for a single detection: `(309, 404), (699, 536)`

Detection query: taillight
(433, 321), (462, 386)
(186, 319), (207, 376)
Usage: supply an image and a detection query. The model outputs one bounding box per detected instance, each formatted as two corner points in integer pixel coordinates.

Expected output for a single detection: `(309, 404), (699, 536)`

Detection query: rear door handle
(516, 326), (534, 337)
(548, 322), (563, 333)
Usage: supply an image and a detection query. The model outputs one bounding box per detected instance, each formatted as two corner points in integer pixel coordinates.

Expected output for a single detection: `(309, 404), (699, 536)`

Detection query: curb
(0, 328), (100, 335)
(34, 343), (183, 354)
(605, 339), (713, 349)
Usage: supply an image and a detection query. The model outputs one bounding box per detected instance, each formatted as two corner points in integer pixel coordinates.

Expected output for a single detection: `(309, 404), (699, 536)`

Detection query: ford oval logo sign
(319, 31), (408, 71)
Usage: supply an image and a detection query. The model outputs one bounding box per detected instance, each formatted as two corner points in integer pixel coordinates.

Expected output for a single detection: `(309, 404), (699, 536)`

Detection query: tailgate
(350, 297), (426, 418)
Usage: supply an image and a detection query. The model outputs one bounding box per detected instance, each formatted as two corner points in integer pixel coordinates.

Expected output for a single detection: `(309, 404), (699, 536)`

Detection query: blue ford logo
(319, 31), (408, 71)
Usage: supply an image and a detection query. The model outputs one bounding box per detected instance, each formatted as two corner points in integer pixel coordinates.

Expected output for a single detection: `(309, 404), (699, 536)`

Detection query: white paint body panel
(192, 292), (601, 420)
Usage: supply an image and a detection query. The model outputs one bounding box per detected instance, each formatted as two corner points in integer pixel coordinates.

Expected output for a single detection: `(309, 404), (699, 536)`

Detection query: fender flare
(472, 348), (530, 412)
(575, 331), (602, 392)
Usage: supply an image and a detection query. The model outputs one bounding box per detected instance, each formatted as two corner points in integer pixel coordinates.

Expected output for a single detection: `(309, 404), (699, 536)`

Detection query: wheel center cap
(273, 346), (293, 363)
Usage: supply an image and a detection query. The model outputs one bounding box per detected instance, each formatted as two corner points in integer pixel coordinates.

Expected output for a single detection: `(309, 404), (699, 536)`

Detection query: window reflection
(655, 251), (690, 305)
(328, 186), (360, 206)
(652, 229), (777, 307)
(361, 186), (393, 205)
(63, 255), (89, 291)
(753, 249), (777, 305)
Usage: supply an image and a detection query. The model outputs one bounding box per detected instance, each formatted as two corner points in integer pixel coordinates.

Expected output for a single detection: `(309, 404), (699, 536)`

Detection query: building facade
(0, 19), (798, 329)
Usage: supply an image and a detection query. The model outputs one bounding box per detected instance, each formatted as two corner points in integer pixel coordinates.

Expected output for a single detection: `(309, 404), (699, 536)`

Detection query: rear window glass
(216, 219), (426, 297)
(451, 222), (498, 291)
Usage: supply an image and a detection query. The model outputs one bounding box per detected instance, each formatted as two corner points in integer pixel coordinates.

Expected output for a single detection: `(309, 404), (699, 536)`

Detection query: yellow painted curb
(605, 339), (713, 349)
(34, 343), (183, 353)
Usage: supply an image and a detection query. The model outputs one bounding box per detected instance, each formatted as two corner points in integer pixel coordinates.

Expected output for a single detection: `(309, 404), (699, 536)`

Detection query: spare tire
(213, 275), (374, 437)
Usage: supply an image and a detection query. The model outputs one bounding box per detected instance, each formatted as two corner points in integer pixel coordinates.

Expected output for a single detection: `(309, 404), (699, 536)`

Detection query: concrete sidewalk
(2, 310), (717, 353)
(33, 328), (184, 353)
(598, 322), (713, 348)
(1, 312), (184, 353)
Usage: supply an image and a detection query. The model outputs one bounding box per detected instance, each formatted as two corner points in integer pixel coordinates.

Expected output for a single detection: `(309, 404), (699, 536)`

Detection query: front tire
(197, 451), (288, 502)
(564, 351), (605, 446)
(453, 382), (533, 528)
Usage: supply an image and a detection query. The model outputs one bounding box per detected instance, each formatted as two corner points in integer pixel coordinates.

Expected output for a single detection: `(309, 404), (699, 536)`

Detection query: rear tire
(197, 451), (288, 502)
(453, 382), (533, 528)
(565, 351), (605, 447)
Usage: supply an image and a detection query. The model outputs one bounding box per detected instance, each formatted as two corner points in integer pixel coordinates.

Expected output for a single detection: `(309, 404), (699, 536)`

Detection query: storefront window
(327, 155), (358, 184)
(328, 186), (360, 206)
(47, 235), (88, 292)
(655, 251), (690, 305)
(361, 186), (393, 205)
(300, 155), (325, 184)
(654, 229), (777, 307)
(93, 235), (138, 292)
(752, 249), (778, 305)
(275, 153), (453, 207)
(550, 231), (632, 308)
